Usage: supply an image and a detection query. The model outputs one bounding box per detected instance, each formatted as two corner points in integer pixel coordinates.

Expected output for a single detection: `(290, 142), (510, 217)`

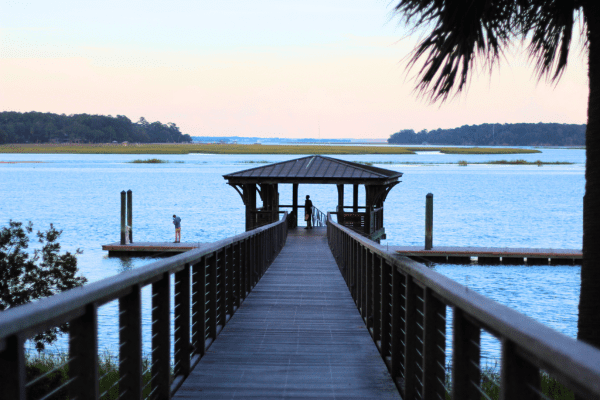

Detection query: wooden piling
(127, 189), (133, 243)
(425, 193), (433, 250)
(120, 190), (126, 245)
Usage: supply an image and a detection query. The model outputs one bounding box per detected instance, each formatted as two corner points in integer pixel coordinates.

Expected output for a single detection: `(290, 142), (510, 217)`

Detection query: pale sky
(0, 1), (589, 139)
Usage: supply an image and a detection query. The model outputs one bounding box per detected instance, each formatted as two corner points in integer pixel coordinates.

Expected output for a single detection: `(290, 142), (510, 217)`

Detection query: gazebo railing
(0, 214), (288, 400)
(326, 213), (600, 400)
(311, 206), (327, 227)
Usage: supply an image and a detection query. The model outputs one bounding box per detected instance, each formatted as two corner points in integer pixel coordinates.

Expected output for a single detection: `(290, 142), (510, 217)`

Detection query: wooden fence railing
(0, 213), (288, 400)
(326, 213), (600, 400)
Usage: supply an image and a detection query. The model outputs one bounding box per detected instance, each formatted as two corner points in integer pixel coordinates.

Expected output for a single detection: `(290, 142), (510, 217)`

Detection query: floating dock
(102, 241), (582, 265)
(392, 246), (582, 265)
(102, 242), (207, 257)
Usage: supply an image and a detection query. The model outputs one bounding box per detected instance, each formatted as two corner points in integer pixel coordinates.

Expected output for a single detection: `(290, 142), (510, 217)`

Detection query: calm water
(0, 149), (584, 359)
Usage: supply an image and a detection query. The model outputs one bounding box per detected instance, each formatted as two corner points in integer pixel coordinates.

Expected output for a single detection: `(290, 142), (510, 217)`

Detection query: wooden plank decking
(174, 227), (400, 399)
(101, 242), (207, 256)
(392, 245), (582, 264)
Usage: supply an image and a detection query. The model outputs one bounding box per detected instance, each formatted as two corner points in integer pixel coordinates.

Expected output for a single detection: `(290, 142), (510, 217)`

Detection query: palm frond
(394, 0), (584, 102)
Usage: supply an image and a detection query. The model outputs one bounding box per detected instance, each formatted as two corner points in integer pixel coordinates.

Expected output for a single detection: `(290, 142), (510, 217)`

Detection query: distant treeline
(0, 112), (192, 144)
(388, 123), (585, 146)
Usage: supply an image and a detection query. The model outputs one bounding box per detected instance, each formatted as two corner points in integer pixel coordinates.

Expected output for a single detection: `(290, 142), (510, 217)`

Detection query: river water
(0, 148), (584, 360)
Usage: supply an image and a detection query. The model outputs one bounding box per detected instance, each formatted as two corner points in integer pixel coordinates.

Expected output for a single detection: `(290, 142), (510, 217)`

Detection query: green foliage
(458, 160), (468, 166)
(393, 0), (582, 102)
(0, 111), (192, 144)
(0, 221), (87, 351)
(25, 352), (155, 399)
(388, 123), (585, 146)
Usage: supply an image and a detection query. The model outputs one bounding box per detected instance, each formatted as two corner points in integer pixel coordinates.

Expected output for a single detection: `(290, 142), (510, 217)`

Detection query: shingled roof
(223, 155), (402, 185)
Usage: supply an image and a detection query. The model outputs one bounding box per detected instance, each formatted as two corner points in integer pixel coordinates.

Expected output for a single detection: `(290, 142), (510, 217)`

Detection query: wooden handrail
(0, 213), (289, 400)
(326, 213), (600, 399)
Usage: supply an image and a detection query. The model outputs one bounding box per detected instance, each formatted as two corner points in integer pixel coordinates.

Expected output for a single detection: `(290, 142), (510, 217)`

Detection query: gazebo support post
(353, 184), (359, 213)
(292, 184), (298, 227)
(244, 184), (257, 231)
(337, 184), (344, 225)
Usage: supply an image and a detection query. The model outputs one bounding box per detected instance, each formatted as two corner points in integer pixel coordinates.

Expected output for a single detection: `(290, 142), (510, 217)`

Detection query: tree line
(0, 112), (192, 144)
(388, 123), (586, 146)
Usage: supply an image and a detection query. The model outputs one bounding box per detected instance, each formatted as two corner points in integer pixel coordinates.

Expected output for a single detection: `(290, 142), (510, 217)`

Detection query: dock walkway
(174, 227), (400, 399)
(392, 245), (582, 264)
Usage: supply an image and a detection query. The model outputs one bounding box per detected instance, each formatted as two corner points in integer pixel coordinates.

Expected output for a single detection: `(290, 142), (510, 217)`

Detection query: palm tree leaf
(394, 0), (584, 101)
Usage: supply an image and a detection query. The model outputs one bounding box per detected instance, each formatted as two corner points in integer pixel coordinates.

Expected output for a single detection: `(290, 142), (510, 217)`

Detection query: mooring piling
(425, 193), (433, 250)
(127, 189), (133, 243)
(120, 191), (127, 245)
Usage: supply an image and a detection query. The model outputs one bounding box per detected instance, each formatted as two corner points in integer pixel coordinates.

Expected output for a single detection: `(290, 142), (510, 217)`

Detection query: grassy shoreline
(25, 352), (573, 399)
(0, 143), (540, 155)
(355, 160), (574, 166)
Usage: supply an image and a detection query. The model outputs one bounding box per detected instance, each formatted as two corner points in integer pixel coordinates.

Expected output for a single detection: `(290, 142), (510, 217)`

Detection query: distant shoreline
(0, 144), (540, 155)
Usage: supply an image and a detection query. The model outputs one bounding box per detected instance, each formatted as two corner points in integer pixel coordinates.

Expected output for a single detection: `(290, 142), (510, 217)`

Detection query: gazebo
(223, 155), (402, 241)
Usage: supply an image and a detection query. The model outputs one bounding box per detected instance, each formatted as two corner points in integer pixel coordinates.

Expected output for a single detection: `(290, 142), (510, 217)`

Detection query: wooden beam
(337, 184), (344, 225)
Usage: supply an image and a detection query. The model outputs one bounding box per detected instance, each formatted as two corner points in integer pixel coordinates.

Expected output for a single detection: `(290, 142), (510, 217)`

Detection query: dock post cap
(127, 189), (132, 193)
(426, 193), (433, 197)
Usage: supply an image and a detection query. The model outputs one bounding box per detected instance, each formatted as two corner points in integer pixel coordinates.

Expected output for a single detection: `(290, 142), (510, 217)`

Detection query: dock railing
(0, 213), (288, 400)
(326, 213), (600, 400)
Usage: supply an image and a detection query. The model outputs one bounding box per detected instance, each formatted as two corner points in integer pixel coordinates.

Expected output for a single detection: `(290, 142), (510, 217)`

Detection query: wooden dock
(174, 227), (400, 399)
(101, 241), (207, 257)
(392, 245), (582, 265)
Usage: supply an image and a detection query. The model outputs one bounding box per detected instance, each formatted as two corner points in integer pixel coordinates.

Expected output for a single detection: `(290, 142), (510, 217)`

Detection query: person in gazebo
(304, 195), (313, 229)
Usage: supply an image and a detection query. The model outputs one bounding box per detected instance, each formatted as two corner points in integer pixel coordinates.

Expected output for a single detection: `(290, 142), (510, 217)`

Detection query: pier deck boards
(101, 241), (207, 256)
(392, 245), (582, 264)
(174, 227), (400, 399)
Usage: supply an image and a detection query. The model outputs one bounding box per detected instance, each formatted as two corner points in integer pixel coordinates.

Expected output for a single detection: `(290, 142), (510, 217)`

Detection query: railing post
(226, 246), (234, 316)
(219, 248), (228, 326)
(425, 193), (433, 250)
(175, 264), (191, 378)
(120, 285), (142, 400)
(0, 335), (26, 400)
(192, 259), (207, 358)
(69, 303), (99, 400)
(380, 260), (392, 358)
(404, 276), (417, 399)
(358, 245), (364, 315)
(372, 255), (382, 342)
(452, 308), (480, 400)
(152, 273), (171, 400)
(500, 340), (540, 400)
(235, 241), (242, 308)
(209, 254), (218, 339)
(365, 250), (373, 329)
(390, 267), (404, 382)
(423, 288), (446, 400)
(121, 190), (127, 245)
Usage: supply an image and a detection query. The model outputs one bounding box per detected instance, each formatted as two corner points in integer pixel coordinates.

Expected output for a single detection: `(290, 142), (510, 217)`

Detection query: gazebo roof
(223, 155), (402, 185)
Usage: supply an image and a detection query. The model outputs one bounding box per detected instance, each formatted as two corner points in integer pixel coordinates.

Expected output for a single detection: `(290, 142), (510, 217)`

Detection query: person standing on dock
(173, 214), (181, 243)
(304, 195), (313, 229)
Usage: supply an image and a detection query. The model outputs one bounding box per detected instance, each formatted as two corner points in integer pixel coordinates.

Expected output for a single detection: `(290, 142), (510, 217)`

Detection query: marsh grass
(440, 362), (574, 400)
(129, 158), (169, 163)
(24, 352), (574, 399)
(0, 143), (539, 155)
(356, 160), (572, 166)
(25, 351), (154, 399)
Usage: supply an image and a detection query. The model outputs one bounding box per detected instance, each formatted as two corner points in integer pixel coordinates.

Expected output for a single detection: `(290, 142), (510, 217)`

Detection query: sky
(0, 0), (589, 139)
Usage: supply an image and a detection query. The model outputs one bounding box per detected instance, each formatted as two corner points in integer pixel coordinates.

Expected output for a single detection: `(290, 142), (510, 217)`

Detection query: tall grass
(25, 352), (154, 399)
(129, 158), (169, 163)
(0, 143), (540, 155)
